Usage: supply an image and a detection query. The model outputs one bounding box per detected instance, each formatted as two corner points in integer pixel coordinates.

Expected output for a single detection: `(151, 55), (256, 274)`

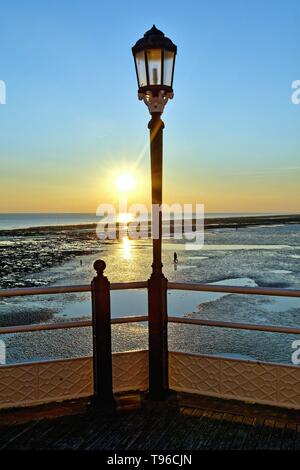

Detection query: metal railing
(0, 282), (148, 335)
(0, 281), (147, 298)
(1, 281), (300, 337)
(168, 282), (300, 298)
(168, 282), (300, 335)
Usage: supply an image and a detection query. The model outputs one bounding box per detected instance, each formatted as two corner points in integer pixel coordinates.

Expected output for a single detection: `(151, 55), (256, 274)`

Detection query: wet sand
(1, 214), (299, 289)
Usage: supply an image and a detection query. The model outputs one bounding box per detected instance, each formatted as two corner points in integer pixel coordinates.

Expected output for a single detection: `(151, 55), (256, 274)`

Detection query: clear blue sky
(0, 0), (299, 212)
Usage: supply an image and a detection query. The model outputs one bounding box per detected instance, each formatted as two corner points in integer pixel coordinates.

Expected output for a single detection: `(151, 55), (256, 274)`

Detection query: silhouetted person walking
(174, 252), (178, 264)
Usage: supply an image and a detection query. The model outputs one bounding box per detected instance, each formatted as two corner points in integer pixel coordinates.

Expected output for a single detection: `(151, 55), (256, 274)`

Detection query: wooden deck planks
(0, 401), (299, 450)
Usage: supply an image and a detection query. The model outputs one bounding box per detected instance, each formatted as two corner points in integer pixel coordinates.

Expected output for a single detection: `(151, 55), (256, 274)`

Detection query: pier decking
(1, 395), (300, 450)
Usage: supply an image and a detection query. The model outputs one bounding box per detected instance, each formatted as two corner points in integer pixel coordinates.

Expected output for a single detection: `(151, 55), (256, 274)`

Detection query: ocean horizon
(0, 211), (294, 231)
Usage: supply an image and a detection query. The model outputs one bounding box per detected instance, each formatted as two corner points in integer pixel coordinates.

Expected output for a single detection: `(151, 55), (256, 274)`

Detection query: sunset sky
(0, 0), (299, 213)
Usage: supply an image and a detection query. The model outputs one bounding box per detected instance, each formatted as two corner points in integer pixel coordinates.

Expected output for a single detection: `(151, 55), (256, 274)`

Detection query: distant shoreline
(0, 213), (299, 236)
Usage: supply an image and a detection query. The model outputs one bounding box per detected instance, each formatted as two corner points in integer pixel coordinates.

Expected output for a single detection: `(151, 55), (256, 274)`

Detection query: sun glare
(122, 236), (132, 260)
(116, 173), (135, 193)
(118, 212), (133, 224)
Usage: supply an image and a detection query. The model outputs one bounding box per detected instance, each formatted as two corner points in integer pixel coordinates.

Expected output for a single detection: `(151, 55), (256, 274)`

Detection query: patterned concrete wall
(1, 351), (299, 410)
(0, 350), (148, 410)
(169, 351), (300, 409)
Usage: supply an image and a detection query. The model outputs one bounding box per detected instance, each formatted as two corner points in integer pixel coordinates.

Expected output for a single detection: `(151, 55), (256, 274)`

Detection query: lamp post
(132, 26), (177, 399)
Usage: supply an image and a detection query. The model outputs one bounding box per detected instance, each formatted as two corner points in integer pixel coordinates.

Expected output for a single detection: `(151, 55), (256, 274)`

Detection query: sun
(118, 212), (133, 223)
(116, 173), (135, 193)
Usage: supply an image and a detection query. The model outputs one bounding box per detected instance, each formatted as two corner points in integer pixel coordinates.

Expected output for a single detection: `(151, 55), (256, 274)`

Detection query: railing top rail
(168, 282), (300, 298)
(0, 285), (91, 298)
(110, 281), (148, 291)
(1, 281), (300, 299)
(0, 281), (148, 298)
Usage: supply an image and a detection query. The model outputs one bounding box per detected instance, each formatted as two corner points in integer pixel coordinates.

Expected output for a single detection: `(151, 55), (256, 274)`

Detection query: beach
(1, 214), (300, 365)
(1, 212), (300, 289)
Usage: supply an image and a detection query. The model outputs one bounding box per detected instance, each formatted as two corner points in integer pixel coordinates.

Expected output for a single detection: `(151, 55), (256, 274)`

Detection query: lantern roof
(132, 25), (177, 54)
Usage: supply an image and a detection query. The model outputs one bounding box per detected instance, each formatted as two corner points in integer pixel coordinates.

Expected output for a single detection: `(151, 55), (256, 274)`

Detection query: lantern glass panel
(146, 49), (162, 85)
(135, 51), (147, 87)
(163, 50), (175, 86)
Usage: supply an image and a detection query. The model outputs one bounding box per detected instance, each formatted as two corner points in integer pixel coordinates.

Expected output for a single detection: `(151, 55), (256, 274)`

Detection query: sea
(0, 212), (286, 230)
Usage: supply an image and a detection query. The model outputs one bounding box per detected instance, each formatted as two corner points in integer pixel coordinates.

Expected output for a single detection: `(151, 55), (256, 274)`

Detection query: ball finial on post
(93, 259), (106, 277)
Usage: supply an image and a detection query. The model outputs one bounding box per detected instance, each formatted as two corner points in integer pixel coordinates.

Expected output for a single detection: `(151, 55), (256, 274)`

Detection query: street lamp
(132, 24), (177, 113)
(132, 26), (177, 399)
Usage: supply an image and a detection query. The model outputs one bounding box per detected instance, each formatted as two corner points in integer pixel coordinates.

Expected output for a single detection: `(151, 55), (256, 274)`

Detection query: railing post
(91, 259), (115, 407)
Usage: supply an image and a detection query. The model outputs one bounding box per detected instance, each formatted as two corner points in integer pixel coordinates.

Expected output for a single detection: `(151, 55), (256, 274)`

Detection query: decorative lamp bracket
(138, 90), (174, 114)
